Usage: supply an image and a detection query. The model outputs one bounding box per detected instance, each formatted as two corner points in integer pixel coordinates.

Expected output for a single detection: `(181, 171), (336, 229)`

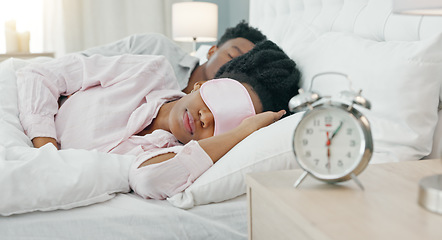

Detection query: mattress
(0, 194), (248, 240)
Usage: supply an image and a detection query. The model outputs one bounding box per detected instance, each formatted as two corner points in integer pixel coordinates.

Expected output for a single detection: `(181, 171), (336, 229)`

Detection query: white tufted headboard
(250, 0), (442, 42)
(249, 0), (442, 160)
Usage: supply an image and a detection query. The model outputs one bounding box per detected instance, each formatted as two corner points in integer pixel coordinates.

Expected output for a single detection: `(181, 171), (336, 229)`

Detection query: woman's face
(169, 81), (262, 144)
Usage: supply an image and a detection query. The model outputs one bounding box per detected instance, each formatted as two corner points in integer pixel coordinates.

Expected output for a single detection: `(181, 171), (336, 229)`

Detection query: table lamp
(172, 2), (218, 54)
(393, 0), (442, 215)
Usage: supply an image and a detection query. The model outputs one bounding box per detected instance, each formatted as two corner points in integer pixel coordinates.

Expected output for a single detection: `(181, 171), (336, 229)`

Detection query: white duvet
(0, 58), (135, 216)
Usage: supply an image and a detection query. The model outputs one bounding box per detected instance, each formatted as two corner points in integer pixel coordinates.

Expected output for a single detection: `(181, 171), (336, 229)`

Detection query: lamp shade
(172, 2), (218, 42)
(393, 0), (442, 15)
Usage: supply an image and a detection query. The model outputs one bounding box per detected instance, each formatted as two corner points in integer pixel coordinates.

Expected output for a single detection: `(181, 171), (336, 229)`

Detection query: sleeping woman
(16, 40), (300, 200)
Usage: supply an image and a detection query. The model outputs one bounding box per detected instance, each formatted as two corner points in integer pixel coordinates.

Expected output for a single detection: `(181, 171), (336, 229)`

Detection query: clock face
(293, 105), (368, 181)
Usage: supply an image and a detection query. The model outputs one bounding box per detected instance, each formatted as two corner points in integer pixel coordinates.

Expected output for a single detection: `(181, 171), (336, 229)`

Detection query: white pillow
(0, 58), (134, 216)
(195, 44), (212, 65)
(292, 32), (442, 162)
(167, 23), (323, 208)
(427, 109), (442, 159)
(169, 30), (442, 209)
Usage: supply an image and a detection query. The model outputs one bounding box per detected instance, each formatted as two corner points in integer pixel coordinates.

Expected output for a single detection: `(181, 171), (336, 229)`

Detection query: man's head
(217, 20), (268, 47)
(202, 20), (267, 81)
(215, 40), (301, 116)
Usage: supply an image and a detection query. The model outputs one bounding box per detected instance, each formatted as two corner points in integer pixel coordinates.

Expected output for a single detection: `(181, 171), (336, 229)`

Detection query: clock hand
(330, 121), (344, 142)
(325, 131), (331, 173)
(325, 121), (343, 173)
(326, 131), (331, 146)
(327, 147), (331, 173)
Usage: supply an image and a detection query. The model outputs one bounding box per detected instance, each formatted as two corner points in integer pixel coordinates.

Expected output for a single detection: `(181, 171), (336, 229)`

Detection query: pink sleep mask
(199, 78), (256, 136)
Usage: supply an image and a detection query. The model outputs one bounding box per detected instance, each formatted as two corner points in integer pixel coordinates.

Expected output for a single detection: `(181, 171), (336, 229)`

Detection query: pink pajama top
(16, 54), (213, 200)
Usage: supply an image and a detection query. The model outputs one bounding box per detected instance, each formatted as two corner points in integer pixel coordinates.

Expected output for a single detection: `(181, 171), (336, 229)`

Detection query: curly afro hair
(215, 40), (301, 115)
(217, 20), (267, 47)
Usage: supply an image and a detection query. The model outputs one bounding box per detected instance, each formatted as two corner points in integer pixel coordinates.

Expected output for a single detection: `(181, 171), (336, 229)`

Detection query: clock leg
(294, 171), (309, 188)
(350, 173), (365, 190)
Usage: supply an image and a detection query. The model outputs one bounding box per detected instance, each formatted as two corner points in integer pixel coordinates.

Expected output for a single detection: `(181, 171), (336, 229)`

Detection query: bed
(1, 0), (441, 239)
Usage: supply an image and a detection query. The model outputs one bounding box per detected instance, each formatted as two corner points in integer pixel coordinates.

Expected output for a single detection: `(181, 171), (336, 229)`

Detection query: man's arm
(81, 33), (187, 58)
(81, 33), (199, 90)
(82, 34), (158, 56)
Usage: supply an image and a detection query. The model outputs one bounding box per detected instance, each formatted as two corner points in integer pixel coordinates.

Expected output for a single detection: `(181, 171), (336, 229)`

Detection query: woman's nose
(199, 109), (214, 128)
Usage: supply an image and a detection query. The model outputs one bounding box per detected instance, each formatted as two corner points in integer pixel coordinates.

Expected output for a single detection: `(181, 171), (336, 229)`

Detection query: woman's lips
(183, 110), (195, 135)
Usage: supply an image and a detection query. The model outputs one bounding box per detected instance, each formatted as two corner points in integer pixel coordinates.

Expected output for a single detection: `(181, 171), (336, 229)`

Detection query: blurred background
(0, 0), (249, 57)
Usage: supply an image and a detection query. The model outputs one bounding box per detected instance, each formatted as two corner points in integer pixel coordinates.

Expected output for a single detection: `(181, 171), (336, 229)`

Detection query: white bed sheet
(0, 58), (136, 216)
(0, 193), (248, 240)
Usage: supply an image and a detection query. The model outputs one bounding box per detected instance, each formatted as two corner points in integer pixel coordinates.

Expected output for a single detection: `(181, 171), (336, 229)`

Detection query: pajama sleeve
(16, 54), (172, 141)
(129, 140), (213, 200)
(17, 55), (85, 140)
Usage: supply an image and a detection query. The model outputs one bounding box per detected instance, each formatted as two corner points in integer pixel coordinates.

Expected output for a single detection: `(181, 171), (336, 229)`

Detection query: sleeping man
(80, 20), (267, 94)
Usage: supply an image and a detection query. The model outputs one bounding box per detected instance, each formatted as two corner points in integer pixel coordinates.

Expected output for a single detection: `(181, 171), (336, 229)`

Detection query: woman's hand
(139, 110), (286, 168)
(198, 110), (286, 163)
(32, 137), (59, 149)
(239, 110), (286, 134)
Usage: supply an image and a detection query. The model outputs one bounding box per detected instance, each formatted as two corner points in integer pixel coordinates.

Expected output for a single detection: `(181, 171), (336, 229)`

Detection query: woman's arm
(32, 137), (58, 149)
(199, 110), (285, 162)
(17, 54), (173, 148)
(131, 110), (285, 199)
(139, 110), (285, 167)
(16, 55), (86, 146)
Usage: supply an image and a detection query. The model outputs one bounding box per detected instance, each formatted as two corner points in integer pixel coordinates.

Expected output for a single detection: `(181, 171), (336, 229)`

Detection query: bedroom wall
(49, 0), (250, 55)
(0, 0), (250, 56)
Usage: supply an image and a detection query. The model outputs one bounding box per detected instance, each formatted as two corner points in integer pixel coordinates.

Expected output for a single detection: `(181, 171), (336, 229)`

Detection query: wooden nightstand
(0, 52), (54, 62)
(246, 159), (442, 240)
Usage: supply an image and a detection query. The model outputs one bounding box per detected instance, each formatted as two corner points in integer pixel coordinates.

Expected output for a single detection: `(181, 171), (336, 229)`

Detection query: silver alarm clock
(289, 72), (373, 190)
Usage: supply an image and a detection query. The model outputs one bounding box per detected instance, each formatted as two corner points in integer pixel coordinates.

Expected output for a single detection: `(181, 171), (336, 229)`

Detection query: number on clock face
(293, 108), (363, 179)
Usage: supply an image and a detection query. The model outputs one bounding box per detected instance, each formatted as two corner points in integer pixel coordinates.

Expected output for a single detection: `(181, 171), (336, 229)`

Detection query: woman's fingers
(275, 110), (286, 121)
(242, 110), (287, 132)
(32, 137), (59, 149)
